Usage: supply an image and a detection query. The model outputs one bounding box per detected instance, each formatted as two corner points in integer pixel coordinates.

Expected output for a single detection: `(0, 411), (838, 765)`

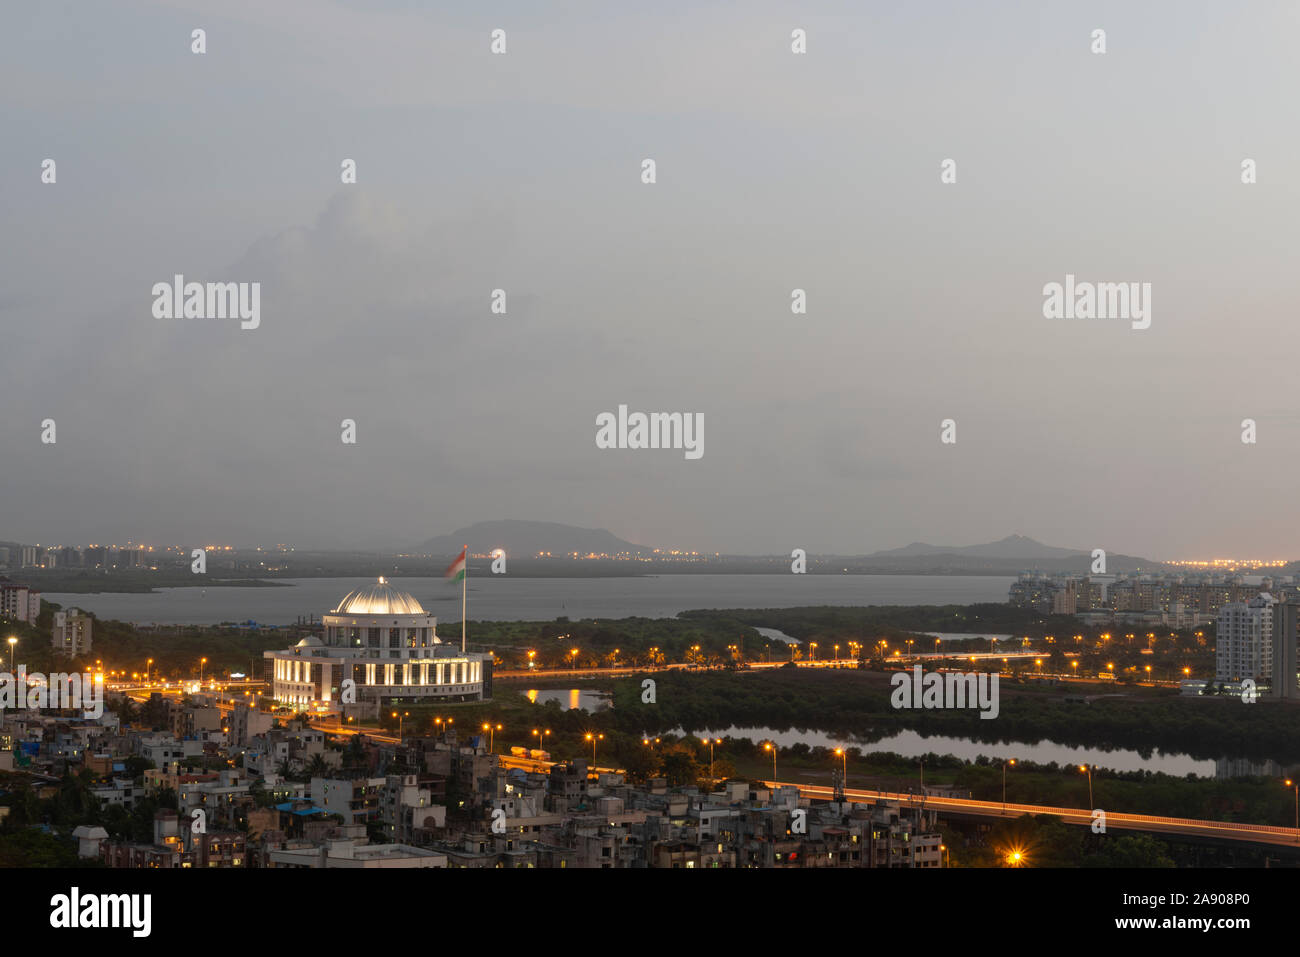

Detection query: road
(769, 780), (1300, 847)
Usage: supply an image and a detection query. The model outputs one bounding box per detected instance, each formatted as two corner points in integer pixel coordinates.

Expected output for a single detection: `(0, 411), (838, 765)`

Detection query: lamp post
(1079, 764), (1093, 808)
(1002, 758), (1016, 811)
(482, 722), (502, 751)
(586, 732), (604, 766)
(700, 737), (722, 780)
(764, 741), (777, 780)
(199, 657), (207, 685)
(532, 728), (551, 756)
(1286, 780), (1299, 833)
(834, 747), (848, 783)
(6, 637), (16, 673)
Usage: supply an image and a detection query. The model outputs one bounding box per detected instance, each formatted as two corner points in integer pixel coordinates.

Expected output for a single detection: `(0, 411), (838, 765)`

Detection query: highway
(769, 780), (1300, 847)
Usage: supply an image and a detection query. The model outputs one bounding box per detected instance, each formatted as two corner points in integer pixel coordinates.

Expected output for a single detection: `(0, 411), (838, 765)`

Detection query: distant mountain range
(414, 525), (1161, 574)
(855, 535), (1161, 574)
(419, 520), (651, 558)
(868, 535), (1091, 560)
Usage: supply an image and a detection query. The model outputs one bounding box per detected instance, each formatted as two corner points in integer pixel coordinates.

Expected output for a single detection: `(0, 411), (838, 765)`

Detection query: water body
(524, 689), (612, 712)
(668, 724), (1217, 777)
(44, 574), (1015, 626)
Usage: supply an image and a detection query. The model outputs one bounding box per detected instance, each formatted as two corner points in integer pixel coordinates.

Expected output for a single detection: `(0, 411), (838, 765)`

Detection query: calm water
(525, 689), (613, 711)
(44, 574), (1015, 626)
(670, 725), (1218, 777)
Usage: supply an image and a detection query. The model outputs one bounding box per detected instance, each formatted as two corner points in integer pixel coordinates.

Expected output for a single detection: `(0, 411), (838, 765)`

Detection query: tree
(659, 747), (702, 788)
(1083, 833), (1174, 868)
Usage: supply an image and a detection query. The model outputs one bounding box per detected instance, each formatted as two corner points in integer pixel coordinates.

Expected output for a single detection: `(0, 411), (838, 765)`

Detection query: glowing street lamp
(764, 741), (777, 780)
(1286, 780), (1299, 832)
(532, 728), (551, 755)
(833, 747), (848, 783)
(482, 722), (502, 751)
(1003, 758), (1016, 810)
(1079, 764), (1093, 808)
(700, 737), (722, 780)
(586, 732), (605, 765)
(6, 637), (16, 672)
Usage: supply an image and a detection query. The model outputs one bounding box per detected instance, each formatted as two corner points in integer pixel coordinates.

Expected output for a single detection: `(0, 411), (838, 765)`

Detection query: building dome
(295, 636), (323, 648)
(332, 577), (426, 616)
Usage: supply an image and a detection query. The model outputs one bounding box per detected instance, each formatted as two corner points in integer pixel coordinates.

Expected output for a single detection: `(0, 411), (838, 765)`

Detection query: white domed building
(264, 578), (492, 718)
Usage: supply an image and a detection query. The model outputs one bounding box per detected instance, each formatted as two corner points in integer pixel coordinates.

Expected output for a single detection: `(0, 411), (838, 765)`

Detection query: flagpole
(461, 545), (467, 654)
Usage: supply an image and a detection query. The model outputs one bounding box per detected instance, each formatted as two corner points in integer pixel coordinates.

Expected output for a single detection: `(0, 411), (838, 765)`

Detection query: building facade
(51, 607), (93, 656)
(263, 578), (492, 718)
(1216, 592), (1276, 682)
(0, 579), (40, 626)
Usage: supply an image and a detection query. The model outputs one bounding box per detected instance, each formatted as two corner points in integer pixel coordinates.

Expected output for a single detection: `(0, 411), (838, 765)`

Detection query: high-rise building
(52, 607), (93, 657)
(1273, 602), (1300, 699)
(1216, 592), (1277, 682)
(0, 579), (40, 626)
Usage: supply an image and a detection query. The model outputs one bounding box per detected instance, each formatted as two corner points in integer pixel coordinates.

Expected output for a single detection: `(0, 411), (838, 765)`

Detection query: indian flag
(444, 547), (467, 583)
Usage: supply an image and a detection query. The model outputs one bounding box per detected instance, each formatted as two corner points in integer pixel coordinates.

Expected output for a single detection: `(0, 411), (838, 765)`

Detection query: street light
(700, 737), (722, 780)
(6, 637), (16, 672)
(1003, 758), (1016, 810)
(392, 710), (409, 738)
(1079, 764), (1093, 808)
(1286, 780), (1299, 832)
(532, 728), (551, 755)
(764, 741), (777, 780)
(482, 722), (502, 751)
(833, 747), (848, 784)
(586, 732), (604, 765)
(199, 657), (207, 684)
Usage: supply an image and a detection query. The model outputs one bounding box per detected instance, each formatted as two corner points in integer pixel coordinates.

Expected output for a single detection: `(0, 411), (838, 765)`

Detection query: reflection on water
(524, 688), (612, 712)
(667, 725), (1235, 778)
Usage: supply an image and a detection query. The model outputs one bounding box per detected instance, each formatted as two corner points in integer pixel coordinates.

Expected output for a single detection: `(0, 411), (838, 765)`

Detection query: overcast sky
(3, 1), (1299, 558)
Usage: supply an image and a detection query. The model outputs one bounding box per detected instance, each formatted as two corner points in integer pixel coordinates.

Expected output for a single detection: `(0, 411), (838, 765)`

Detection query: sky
(2, 0), (1299, 559)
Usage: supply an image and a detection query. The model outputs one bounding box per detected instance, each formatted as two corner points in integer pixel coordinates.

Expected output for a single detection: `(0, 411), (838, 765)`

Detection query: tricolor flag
(444, 548), (467, 583)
